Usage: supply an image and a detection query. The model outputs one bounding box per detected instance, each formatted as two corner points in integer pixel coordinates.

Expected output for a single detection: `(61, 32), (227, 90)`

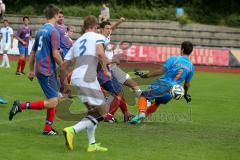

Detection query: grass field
(0, 62), (240, 160)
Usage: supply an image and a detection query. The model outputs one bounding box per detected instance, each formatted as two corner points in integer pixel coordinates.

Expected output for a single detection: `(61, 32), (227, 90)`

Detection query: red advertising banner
(113, 44), (230, 66)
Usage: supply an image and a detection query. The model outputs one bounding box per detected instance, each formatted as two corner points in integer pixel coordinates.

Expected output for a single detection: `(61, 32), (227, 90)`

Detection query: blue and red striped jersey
(32, 23), (60, 76)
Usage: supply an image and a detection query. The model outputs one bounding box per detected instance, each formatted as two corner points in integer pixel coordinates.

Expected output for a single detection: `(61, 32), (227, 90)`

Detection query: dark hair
(59, 11), (64, 15)
(83, 15), (98, 31)
(44, 4), (60, 20)
(23, 16), (29, 21)
(100, 21), (111, 29)
(181, 41), (193, 55)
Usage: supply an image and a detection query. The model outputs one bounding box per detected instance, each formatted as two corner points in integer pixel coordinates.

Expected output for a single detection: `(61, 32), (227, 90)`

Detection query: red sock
(21, 60), (26, 73)
(146, 103), (159, 116)
(109, 96), (120, 115)
(119, 97), (130, 116)
(44, 108), (56, 132)
(20, 101), (44, 110)
(16, 59), (22, 72)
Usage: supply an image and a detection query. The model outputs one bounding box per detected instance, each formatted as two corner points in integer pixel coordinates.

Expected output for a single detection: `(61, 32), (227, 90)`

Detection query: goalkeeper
(130, 41), (194, 124)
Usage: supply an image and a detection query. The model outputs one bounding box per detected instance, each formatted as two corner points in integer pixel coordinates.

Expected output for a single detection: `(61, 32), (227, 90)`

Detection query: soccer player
(15, 16), (32, 75)
(8, 4), (62, 135)
(99, 19), (141, 122)
(130, 41), (194, 124)
(0, 19), (13, 68)
(55, 11), (73, 60)
(61, 15), (109, 152)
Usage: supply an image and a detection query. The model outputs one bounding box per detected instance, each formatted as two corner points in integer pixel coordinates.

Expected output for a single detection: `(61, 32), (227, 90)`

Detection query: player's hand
(134, 69), (148, 78)
(28, 71), (35, 81)
(184, 94), (191, 103)
(22, 41), (27, 46)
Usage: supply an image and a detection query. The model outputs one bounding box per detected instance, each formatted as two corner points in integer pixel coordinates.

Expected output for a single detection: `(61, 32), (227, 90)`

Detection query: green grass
(0, 61), (240, 160)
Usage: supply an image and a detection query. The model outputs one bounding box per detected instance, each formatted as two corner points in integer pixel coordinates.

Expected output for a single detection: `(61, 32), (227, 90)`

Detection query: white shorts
(1, 42), (10, 51)
(71, 66), (105, 106)
(110, 64), (130, 84)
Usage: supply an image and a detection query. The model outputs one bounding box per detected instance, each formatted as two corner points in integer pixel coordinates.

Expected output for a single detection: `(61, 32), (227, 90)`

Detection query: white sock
(87, 124), (97, 144)
(5, 54), (10, 67)
(1, 54), (6, 66)
(134, 89), (142, 97)
(6, 54), (10, 67)
(73, 118), (95, 133)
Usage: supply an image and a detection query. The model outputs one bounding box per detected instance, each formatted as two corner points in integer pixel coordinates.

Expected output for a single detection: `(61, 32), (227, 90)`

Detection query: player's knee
(87, 111), (104, 125)
(48, 98), (59, 108)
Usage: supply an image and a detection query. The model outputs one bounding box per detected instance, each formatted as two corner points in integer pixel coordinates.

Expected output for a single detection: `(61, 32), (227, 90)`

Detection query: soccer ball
(170, 85), (185, 100)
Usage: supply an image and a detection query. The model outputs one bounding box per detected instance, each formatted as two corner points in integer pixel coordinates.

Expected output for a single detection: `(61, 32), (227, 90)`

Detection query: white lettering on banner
(127, 45), (136, 57)
(139, 46), (147, 58)
(115, 44), (230, 66)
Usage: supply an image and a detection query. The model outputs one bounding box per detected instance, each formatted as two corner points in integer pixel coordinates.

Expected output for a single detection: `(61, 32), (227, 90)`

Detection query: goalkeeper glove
(184, 94), (191, 103)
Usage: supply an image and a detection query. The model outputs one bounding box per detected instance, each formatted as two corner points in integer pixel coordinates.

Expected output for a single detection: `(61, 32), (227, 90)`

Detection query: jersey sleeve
(162, 56), (177, 73)
(51, 30), (59, 51)
(64, 47), (74, 61)
(96, 34), (105, 45)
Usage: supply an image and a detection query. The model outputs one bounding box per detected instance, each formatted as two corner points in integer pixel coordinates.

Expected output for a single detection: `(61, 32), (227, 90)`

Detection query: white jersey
(104, 34), (114, 60)
(0, 26), (13, 44)
(64, 32), (106, 106)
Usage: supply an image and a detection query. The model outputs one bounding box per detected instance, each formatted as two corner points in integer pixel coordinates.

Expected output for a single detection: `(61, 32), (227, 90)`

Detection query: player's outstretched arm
(28, 51), (36, 81)
(135, 68), (163, 78)
(111, 17), (125, 32)
(183, 81), (192, 103)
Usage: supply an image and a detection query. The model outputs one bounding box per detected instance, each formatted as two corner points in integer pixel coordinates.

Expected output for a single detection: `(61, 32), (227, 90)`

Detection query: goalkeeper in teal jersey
(131, 41), (194, 124)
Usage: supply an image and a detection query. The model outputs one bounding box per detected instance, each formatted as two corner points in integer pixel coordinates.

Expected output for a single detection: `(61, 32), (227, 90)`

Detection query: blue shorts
(142, 79), (172, 104)
(37, 73), (59, 99)
(101, 76), (123, 96)
(61, 47), (70, 60)
(18, 44), (28, 56)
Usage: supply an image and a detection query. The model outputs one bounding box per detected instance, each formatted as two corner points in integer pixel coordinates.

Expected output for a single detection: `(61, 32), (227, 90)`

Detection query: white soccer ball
(170, 85), (185, 100)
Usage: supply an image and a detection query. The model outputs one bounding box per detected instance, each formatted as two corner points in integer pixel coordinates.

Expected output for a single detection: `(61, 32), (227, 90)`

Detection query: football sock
(73, 118), (95, 133)
(16, 59), (22, 72)
(109, 96), (120, 115)
(21, 60), (26, 73)
(138, 96), (147, 114)
(1, 54), (7, 66)
(44, 108), (56, 132)
(5, 54), (10, 67)
(119, 97), (130, 116)
(20, 101), (44, 110)
(87, 124), (97, 144)
(146, 103), (159, 116)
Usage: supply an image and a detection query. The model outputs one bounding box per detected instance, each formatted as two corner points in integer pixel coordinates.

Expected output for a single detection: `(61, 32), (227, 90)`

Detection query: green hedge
(6, 3), (240, 27)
